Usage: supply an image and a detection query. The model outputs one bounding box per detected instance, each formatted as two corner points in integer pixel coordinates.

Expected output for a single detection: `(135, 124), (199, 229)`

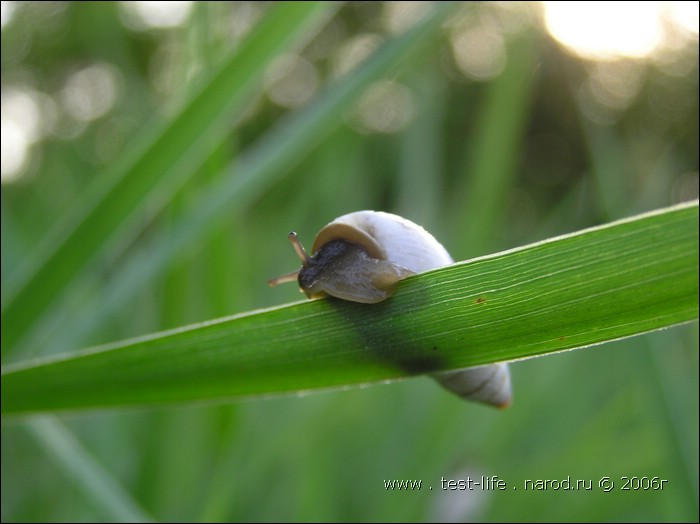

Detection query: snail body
(269, 210), (511, 408)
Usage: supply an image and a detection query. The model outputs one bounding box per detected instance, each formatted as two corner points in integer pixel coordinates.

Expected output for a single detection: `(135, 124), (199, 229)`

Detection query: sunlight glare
(668, 1), (700, 35)
(543, 1), (664, 60)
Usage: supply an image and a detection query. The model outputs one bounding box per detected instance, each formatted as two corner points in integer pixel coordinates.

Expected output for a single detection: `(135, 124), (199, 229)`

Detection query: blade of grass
(26, 417), (152, 522)
(396, 60), (446, 230)
(642, 332), (700, 516)
(23, 1), (463, 356)
(455, 32), (539, 257)
(2, 200), (697, 415)
(1, 1), (337, 353)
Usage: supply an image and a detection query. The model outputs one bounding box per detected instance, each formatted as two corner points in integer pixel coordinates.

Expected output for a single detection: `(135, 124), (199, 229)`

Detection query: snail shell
(269, 210), (511, 408)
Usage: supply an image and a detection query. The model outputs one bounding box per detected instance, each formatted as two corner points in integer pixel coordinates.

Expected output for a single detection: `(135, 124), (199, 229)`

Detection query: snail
(268, 211), (511, 408)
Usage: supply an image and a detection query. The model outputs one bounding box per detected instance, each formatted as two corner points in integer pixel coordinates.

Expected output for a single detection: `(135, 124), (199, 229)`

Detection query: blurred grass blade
(2, 201), (697, 415)
(26, 1), (462, 355)
(26, 417), (152, 522)
(1, 1), (337, 353)
(457, 33), (538, 257)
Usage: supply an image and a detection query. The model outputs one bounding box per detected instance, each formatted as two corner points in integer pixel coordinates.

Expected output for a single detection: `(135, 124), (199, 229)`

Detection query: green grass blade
(26, 417), (153, 522)
(2, 201), (697, 415)
(455, 33), (538, 257)
(1, 1), (336, 352)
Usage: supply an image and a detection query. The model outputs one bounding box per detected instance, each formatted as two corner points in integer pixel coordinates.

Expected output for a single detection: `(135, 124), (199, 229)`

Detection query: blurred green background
(2, 1), (698, 521)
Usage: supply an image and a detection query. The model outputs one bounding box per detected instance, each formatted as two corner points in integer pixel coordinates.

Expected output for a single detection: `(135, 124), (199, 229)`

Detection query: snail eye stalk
(267, 232), (310, 287)
(287, 231), (311, 265)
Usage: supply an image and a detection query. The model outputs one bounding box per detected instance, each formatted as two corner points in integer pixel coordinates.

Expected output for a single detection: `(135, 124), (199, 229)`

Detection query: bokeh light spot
(351, 80), (415, 134)
(265, 54), (319, 109)
(332, 33), (383, 78)
(60, 63), (121, 123)
(119, 1), (193, 30)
